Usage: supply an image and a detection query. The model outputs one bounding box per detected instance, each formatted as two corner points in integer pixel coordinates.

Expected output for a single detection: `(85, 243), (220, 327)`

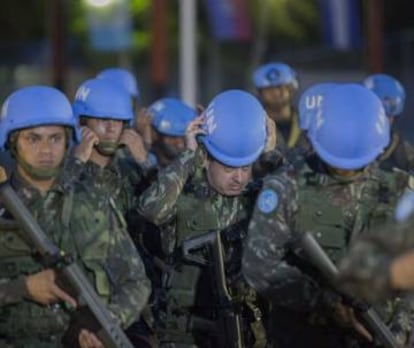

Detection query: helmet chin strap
(94, 141), (119, 156)
(15, 154), (59, 181)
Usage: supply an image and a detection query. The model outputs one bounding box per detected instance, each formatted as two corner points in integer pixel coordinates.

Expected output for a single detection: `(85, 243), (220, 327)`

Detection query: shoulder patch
(257, 189), (278, 214)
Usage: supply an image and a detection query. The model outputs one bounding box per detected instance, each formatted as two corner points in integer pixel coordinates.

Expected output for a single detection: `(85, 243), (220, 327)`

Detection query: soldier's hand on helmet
(134, 107), (152, 150)
(25, 269), (77, 308)
(78, 329), (105, 348)
(119, 128), (148, 164)
(185, 116), (206, 151)
(332, 302), (373, 342)
(73, 127), (99, 163)
(264, 114), (277, 152)
(196, 104), (205, 115)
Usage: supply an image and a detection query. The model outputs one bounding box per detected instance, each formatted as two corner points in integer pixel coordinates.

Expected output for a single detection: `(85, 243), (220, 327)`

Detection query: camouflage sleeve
(0, 276), (28, 306)
(137, 149), (197, 226)
(60, 154), (86, 186)
(242, 174), (324, 310)
(106, 228), (151, 328)
(117, 157), (144, 214)
(71, 188), (151, 328)
(338, 215), (414, 302)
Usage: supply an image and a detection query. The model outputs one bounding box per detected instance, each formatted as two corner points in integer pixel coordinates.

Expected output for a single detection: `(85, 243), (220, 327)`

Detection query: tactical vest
(294, 164), (367, 264)
(159, 189), (242, 344)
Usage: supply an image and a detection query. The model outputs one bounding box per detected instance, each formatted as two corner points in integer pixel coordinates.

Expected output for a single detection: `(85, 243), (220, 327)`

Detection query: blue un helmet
(97, 67), (140, 100)
(252, 62), (299, 90)
(0, 86), (79, 151)
(362, 73), (406, 117)
(308, 83), (390, 170)
(200, 90), (266, 167)
(72, 78), (133, 124)
(149, 98), (197, 137)
(298, 83), (337, 131)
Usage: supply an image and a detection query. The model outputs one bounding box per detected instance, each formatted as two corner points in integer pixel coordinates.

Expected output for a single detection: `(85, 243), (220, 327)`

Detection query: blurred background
(0, 0), (413, 136)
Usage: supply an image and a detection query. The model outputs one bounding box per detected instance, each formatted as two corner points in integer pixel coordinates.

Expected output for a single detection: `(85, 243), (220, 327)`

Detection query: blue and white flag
(319, 0), (361, 51)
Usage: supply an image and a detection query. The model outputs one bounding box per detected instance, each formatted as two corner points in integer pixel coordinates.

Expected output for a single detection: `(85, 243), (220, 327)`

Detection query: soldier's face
(85, 118), (123, 144)
(259, 85), (291, 109)
(16, 126), (67, 172)
(206, 159), (252, 196)
(158, 135), (186, 159)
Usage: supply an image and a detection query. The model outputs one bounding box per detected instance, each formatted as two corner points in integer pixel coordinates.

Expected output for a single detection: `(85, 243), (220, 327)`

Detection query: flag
(320, 0), (361, 50)
(204, 0), (252, 41)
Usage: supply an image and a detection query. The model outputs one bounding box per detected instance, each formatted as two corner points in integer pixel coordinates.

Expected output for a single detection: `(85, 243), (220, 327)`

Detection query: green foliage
(250, 0), (319, 44)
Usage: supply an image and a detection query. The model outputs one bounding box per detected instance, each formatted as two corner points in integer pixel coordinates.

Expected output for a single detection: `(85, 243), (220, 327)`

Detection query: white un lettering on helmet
(375, 108), (387, 135)
(0, 99), (9, 120)
(75, 86), (91, 102)
(204, 102), (217, 135)
(306, 95), (323, 110)
(315, 107), (324, 130)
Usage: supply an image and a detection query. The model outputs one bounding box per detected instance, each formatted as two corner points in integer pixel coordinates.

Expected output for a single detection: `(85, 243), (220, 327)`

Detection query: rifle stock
(0, 182), (133, 348)
(299, 232), (399, 348)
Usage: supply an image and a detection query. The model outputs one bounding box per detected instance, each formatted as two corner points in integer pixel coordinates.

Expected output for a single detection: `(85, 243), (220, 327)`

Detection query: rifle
(0, 181), (134, 348)
(181, 229), (244, 348)
(298, 232), (399, 348)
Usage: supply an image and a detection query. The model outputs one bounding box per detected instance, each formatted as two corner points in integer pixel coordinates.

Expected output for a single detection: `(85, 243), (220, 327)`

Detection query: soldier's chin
(28, 167), (59, 181)
(222, 187), (243, 196)
(95, 142), (118, 156)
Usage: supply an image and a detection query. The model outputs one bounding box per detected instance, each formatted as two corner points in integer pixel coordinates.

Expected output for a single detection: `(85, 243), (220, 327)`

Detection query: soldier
(242, 84), (413, 347)
(65, 77), (151, 213)
(363, 73), (414, 171)
(137, 90), (268, 347)
(148, 97), (197, 169)
(339, 189), (414, 302)
(97, 67), (152, 151)
(137, 97), (197, 291)
(252, 61), (300, 150)
(67, 78), (158, 346)
(0, 86), (150, 347)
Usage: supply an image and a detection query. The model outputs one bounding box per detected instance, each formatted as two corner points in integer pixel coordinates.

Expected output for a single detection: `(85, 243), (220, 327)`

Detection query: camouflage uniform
(242, 154), (413, 347)
(63, 147), (150, 215)
(379, 127), (414, 172)
(339, 212), (414, 303)
(0, 171), (151, 347)
(138, 149), (266, 347)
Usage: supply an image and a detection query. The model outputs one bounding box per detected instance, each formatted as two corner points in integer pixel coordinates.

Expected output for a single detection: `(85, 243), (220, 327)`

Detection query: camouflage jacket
(242, 155), (412, 345)
(63, 147), (148, 215)
(0, 171), (151, 339)
(339, 208), (414, 303)
(137, 149), (255, 249)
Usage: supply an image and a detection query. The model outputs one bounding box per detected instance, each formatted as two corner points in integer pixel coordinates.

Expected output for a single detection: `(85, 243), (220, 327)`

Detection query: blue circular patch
(257, 189), (278, 214)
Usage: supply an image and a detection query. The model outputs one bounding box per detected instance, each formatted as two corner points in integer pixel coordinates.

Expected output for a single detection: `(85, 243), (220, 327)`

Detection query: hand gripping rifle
(0, 180), (133, 348)
(298, 232), (399, 348)
(182, 229), (244, 348)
